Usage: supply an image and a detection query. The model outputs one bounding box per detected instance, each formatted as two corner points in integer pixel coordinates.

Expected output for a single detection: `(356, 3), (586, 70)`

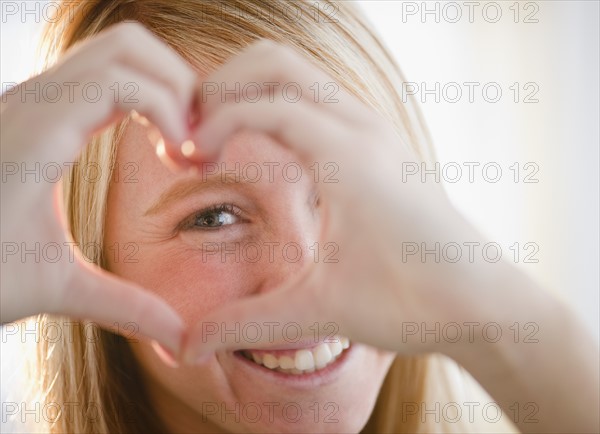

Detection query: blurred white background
(355, 0), (599, 336)
(1, 0), (599, 431)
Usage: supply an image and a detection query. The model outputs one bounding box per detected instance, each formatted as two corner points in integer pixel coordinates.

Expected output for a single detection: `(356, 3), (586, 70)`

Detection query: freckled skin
(104, 122), (394, 433)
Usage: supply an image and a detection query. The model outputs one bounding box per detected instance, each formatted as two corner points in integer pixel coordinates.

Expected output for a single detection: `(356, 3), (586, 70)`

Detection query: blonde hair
(28, 1), (502, 433)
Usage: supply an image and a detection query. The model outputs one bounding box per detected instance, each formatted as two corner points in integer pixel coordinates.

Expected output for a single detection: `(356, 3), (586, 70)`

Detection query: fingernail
(180, 139), (196, 158)
(180, 140), (202, 169)
(147, 127), (164, 149)
(130, 110), (150, 127)
(156, 138), (192, 173)
(151, 340), (179, 368)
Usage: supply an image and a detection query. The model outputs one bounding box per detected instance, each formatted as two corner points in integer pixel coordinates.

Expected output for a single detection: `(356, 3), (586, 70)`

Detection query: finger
(198, 39), (365, 124)
(181, 272), (340, 364)
(57, 22), (197, 114)
(107, 65), (189, 146)
(62, 260), (184, 355)
(50, 64), (191, 167)
(128, 113), (197, 171)
(189, 96), (350, 163)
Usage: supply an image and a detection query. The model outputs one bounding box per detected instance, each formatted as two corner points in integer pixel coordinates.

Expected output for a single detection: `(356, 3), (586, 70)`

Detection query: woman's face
(104, 121), (394, 433)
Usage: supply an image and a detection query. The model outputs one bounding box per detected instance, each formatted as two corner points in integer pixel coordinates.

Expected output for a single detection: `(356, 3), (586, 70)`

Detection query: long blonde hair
(29, 1), (495, 432)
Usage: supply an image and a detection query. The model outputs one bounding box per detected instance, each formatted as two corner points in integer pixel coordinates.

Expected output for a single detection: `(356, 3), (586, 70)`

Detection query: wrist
(442, 257), (557, 358)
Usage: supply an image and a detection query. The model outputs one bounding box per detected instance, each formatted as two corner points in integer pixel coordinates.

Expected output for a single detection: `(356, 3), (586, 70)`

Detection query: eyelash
(181, 203), (243, 231)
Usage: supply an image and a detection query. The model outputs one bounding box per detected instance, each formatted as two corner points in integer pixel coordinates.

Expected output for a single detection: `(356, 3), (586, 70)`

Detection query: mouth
(234, 336), (351, 376)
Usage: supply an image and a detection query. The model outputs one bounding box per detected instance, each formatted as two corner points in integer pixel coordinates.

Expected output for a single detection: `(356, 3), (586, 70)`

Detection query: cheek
(109, 243), (264, 325)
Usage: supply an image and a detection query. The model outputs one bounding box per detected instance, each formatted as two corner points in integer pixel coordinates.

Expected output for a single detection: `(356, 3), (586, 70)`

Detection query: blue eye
(192, 204), (240, 229)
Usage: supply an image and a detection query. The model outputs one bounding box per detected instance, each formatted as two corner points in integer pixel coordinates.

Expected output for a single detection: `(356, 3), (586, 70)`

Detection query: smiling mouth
(238, 337), (350, 375)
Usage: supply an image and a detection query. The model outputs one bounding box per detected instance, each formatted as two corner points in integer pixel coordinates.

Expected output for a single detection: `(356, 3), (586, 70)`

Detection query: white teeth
(313, 343), (333, 369)
(329, 340), (343, 357)
(295, 349), (315, 371)
(243, 336), (351, 374)
(279, 356), (295, 370)
(263, 354), (279, 369)
(340, 337), (350, 349)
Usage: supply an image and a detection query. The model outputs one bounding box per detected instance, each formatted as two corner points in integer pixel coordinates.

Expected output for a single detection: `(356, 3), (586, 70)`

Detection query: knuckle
(106, 22), (148, 53)
(106, 22), (131, 41)
(114, 21), (146, 37)
(266, 41), (299, 64)
(275, 43), (298, 61)
(252, 39), (299, 64)
(252, 38), (278, 54)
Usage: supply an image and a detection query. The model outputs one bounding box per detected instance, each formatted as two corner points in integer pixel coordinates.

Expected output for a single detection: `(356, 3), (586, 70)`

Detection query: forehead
(110, 121), (307, 206)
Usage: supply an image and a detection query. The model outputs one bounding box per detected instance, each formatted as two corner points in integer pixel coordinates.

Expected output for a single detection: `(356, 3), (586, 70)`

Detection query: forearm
(451, 265), (600, 433)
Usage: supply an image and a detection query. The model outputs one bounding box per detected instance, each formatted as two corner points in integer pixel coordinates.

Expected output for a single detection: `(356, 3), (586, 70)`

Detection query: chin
(133, 339), (394, 433)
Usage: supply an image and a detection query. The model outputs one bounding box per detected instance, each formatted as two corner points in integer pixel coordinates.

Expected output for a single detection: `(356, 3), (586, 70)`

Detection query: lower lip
(232, 344), (355, 389)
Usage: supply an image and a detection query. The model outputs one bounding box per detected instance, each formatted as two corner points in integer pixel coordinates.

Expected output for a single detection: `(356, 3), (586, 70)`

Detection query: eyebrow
(144, 174), (251, 217)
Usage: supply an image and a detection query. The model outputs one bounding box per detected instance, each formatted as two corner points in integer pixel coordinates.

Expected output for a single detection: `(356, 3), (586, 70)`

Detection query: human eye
(181, 203), (243, 231)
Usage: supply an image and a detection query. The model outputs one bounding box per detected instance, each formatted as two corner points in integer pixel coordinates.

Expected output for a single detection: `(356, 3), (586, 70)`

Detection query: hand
(178, 41), (600, 434)
(180, 40), (487, 362)
(1, 22), (197, 353)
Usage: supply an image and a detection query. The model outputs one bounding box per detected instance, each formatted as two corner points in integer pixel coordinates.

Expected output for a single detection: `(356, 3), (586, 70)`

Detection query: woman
(1, 1), (597, 433)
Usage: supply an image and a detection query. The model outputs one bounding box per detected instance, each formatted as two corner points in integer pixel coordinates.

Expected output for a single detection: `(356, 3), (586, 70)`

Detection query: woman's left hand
(178, 39), (502, 359)
(177, 40), (599, 434)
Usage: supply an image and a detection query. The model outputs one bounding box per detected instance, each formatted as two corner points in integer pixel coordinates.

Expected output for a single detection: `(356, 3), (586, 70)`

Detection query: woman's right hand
(1, 22), (195, 353)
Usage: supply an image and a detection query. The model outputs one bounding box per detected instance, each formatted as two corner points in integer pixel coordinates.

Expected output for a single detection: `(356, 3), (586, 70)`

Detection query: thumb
(181, 271), (338, 365)
(61, 260), (184, 355)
